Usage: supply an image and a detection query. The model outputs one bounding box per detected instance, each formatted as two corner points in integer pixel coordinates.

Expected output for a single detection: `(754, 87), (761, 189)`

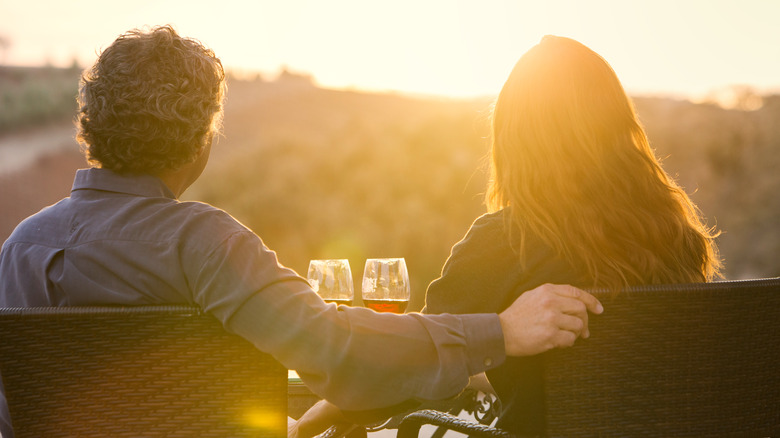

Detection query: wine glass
(307, 259), (354, 305)
(361, 258), (410, 313)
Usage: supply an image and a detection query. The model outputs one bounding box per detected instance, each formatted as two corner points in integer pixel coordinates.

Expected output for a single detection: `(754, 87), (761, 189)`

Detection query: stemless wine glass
(307, 259), (354, 306)
(361, 258), (410, 313)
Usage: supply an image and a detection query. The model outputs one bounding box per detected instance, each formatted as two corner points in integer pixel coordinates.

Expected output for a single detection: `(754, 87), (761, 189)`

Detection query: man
(0, 25), (602, 438)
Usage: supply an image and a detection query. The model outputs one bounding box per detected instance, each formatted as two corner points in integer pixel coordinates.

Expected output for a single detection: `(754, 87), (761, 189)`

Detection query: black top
(424, 209), (588, 435)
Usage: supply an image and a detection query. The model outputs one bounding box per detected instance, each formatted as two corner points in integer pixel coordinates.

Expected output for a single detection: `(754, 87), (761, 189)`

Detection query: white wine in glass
(307, 259), (354, 305)
(361, 258), (410, 313)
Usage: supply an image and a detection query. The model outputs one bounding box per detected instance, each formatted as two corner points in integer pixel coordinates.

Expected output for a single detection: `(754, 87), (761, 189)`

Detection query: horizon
(1, 63), (769, 113)
(2, 0), (780, 101)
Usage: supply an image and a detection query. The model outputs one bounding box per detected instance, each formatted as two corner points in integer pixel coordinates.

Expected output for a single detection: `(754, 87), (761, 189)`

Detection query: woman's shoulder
(472, 209), (507, 227)
(423, 210), (519, 314)
(439, 209), (515, 267)
(461, 209), (509, 244)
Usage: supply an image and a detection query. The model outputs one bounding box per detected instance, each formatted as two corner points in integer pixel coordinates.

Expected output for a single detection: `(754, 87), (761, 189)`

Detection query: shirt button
(483, 357), (493, 367)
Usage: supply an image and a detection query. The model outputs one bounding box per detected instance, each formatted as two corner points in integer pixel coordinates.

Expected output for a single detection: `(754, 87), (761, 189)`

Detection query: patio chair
(396, 277), (780, 438)
(0, 305), (288, 438)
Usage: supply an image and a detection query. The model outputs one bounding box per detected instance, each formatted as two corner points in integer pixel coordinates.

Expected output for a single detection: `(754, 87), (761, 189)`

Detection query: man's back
(3, 168), (189, 306)
(0, 166), (312, 438)
(0, 167), (302, 320)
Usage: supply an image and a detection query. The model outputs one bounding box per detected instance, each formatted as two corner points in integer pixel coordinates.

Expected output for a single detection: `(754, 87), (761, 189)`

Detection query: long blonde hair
(487, 36), (721, 290)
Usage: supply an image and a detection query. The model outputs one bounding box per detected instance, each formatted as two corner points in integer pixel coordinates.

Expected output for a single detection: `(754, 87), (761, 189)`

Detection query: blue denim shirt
(0, 168), (504, 436)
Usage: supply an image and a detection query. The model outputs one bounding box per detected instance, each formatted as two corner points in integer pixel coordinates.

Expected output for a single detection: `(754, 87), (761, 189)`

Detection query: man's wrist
(460, 313), (506, 375)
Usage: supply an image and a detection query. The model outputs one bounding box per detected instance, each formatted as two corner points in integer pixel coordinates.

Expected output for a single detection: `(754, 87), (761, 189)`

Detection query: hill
(1, 69), (778, 310)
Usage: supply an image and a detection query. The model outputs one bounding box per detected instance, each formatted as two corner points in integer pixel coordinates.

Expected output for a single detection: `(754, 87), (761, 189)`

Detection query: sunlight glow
(243, 408), (286, 433)
(1, 0), (779, 99)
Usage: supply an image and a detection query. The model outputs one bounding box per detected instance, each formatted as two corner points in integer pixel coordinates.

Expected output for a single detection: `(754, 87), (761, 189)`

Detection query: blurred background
(1, 0), (779, 310)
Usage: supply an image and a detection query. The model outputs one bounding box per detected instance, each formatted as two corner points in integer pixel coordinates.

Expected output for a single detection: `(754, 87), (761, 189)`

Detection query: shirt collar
(72, 168), (177, 199)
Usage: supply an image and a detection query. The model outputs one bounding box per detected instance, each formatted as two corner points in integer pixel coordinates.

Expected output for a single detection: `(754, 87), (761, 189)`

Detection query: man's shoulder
(3, 198), (72, 244)
(166, 200), (253, 237)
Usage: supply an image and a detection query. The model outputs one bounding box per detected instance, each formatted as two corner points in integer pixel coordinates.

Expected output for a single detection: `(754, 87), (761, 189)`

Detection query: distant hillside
(1, 69), (778, 310)
(191, 77), (780, 308)
(633, 95), (780, 279)
(187, 77), (494, 308)
(0, 66), (81, 133)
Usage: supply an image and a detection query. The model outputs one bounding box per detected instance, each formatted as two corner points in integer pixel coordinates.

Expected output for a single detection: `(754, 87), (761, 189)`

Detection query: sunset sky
(2, 0), (779, 99)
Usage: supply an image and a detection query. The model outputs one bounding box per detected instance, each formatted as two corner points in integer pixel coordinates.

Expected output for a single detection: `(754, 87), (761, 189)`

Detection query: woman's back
(424, 209), (586, 434)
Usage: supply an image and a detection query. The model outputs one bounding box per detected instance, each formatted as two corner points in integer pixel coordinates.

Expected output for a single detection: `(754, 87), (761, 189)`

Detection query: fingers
(553, 285), (604, 315)
(540, 284), (603, 340)
(501, 283), (604, 356)
(552, 295), (590, 339)
(555, 313), (587, 339)
(551, 329), (578, 349)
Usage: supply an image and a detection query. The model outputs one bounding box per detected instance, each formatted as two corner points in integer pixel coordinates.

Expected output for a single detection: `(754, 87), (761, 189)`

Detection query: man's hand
(289, 400), (352, 438)
(499, 284), (603, 356)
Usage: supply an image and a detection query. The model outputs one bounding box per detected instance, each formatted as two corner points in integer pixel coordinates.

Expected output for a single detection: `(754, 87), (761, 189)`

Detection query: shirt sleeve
(228, 286), (504, 410)
(191, 229), (506, 410)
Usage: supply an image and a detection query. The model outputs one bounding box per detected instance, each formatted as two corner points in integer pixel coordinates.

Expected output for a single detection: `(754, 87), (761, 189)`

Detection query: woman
(292, 36), (721, 438)
(424, 35), (721, 434)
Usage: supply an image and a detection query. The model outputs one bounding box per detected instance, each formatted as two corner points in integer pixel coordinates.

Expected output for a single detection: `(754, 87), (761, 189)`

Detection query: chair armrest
(397, 410), (515, 438)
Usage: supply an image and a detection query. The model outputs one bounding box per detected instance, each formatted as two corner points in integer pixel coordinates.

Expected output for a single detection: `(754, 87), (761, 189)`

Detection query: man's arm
(194, 227), (602, 410)
(227, 279), (504, 410)
(287, 283), (603, 438)
(227, 278), (602, 411)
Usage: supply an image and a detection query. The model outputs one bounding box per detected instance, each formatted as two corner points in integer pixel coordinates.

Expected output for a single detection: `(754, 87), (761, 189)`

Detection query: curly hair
(76, 25), (225, 175)
(487, 36), (721, 291)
